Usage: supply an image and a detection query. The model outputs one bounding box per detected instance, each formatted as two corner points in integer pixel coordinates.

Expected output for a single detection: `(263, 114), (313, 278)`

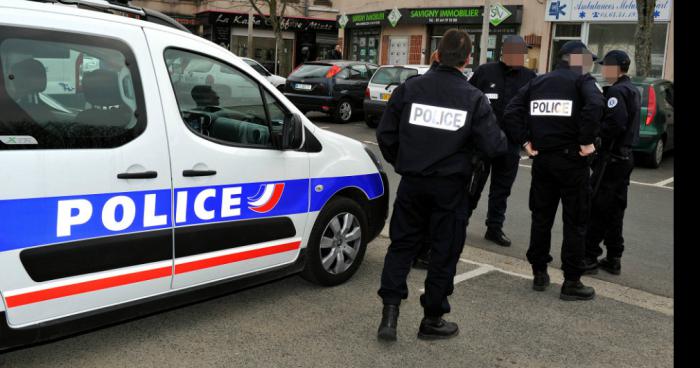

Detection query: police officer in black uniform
(376, 29), (507, 341)
(467, 35), (537, 247)
(584, 50), (640, 275)
(502, 40), (604, 301)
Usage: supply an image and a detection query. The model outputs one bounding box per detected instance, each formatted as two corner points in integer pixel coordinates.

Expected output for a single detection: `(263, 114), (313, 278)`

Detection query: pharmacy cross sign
(388, 7), (402, 28)
(490, 3), (512, 26)
(338, 14), (349, 28)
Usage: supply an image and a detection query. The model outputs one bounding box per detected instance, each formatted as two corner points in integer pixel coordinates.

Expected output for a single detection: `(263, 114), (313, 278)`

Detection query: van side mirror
(277, 113), (304, 150)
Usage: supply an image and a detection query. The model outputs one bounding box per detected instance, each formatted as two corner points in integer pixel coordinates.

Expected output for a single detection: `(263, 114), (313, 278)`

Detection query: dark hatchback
(284, 60), (378, 123)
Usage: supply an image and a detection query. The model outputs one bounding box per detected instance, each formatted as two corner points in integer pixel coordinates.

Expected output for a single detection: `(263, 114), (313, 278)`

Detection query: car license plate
(380, 93), (391, 101)
(295, 83), (312, 91)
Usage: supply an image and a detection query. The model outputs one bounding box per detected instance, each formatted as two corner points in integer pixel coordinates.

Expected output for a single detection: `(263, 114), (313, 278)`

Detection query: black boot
(599, 256), (621, 275)
(532, 271), (550, 291)
(582, 256), (599, 275)
(377, 305), (399, 341)
(560, 280), (595, 301)
(484, 227), (511, 247)
(417, 316), (459, 340)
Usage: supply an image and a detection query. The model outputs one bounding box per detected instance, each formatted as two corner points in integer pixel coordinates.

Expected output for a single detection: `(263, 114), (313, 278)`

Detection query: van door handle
(183, 169), (217, 177)
(117, 171), (158, 179)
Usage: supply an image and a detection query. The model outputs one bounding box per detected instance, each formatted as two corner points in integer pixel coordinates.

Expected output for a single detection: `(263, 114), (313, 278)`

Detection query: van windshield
(370, 67), (418, 85)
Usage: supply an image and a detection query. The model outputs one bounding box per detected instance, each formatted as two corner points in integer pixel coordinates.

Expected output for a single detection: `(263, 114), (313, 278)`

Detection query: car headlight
(363, 144), (384, 172)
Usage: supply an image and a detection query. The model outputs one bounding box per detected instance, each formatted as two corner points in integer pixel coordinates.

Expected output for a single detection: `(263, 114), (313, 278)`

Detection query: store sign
(340, 11), (388, 28)
(545, 0), (672, 22)
(490, 3), (512, 26)
(338, 14), (349, 29)
(209, 12), (337, 32)
(388, 7), (402, 28)
(405, 7), (481, 25)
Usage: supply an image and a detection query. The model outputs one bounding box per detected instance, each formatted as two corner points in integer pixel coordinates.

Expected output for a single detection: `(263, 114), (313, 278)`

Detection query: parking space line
(363, 140), (378, 146)
(654, 177), (674, 186)
(318, 126), (330, 129)
(630, 180), (674, 190)
(419, 265), (494, 293)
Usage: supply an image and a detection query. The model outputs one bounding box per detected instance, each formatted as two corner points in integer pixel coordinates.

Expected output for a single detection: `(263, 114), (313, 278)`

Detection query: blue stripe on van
(0, 173), (383, 253)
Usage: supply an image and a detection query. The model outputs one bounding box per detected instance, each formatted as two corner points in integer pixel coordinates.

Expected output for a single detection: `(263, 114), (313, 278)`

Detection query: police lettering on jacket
(502, 61), (605, 151)
(376, 64), (507, 178)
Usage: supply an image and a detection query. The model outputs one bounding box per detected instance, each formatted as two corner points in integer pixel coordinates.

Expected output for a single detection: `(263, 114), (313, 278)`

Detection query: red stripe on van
(5, 240), (301, 308)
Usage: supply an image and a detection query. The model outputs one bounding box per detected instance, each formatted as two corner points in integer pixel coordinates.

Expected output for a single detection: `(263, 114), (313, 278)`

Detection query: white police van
(0, 0), (388, 350)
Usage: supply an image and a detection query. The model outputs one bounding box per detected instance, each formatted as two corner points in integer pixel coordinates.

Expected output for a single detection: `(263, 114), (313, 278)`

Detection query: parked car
(284, 60), (378, 123)
(0, 0), (388, 351)
(597, 76), (674, 168)
(241, 57), (286, 90)
(363, 64), (431, 128)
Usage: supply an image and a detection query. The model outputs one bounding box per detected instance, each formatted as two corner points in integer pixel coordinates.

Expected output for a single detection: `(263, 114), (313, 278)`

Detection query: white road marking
(363, 140), (378, 146)
(419, 265), (494, 293)
(519, 164), (532, 168)
(654, 177), (674, 186)
(520, 156), (530, 161)
(318, 126), (330, 129)
(630, 180), (674, 190)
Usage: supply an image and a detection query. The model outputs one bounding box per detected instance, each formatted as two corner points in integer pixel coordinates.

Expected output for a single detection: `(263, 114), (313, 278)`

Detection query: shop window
(588, 23), (668, 78)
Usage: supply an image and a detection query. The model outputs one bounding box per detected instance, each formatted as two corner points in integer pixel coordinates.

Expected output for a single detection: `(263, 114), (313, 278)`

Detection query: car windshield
(290, 64), (332, 78)
(370, 67), (418, 85)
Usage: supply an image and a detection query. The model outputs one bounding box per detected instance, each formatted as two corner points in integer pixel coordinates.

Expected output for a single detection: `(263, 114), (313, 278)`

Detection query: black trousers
(585, 156), (634, 259)
(378, 175), (470, 317)
(527, 152), (591, 281)
(469, 143), (521, 228)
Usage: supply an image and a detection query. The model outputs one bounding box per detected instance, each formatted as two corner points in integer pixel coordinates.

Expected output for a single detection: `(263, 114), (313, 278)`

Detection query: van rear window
(0, 26), (145, 150)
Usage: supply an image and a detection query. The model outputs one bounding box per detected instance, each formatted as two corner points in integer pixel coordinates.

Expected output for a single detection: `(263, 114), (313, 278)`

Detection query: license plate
(294, 83), (312, 91)
(380, 93), (391, 101)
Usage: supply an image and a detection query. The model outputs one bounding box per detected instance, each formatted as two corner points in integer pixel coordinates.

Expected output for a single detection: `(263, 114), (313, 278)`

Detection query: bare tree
(634, 0), (656, 77)
(248, 0), (304, 75)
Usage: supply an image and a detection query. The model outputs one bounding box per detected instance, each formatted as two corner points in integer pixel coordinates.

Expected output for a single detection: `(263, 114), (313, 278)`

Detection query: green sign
(490, 3), (512, 26)
(409, 8), (480, 19)
(350, 12), (385, 23)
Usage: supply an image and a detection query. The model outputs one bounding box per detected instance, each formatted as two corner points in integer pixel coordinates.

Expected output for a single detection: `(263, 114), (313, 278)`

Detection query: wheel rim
(655, 139), (664, 165)
(319, 212), (362, 275)
(339, 102), (352, 121)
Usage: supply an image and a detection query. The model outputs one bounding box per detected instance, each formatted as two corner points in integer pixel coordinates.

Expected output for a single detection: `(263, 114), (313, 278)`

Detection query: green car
(597, 76), (674, 168)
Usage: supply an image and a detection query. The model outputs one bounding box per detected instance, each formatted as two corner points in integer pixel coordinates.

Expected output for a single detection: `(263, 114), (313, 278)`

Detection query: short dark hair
(437, 29), (472, 67)
(620, 64), (630, 73)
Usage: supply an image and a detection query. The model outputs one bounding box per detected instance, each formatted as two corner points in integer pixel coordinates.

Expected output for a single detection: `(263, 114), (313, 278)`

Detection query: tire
(365, 113), (378, 128)
(644, 138), (665, 168)
(301, 197), (368, 286)
(333, 99), (354, 124)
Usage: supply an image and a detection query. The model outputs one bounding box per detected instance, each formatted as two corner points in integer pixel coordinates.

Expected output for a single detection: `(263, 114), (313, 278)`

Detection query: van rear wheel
(301, 197), (368, 286)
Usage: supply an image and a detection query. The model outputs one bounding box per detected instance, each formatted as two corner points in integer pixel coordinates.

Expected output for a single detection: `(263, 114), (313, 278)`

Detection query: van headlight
(363, 145), (384, 172)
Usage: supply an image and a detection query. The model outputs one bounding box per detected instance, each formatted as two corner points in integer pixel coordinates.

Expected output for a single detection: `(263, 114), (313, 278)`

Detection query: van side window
(0, 27), (145, 150)
(164, 49), (287, 148)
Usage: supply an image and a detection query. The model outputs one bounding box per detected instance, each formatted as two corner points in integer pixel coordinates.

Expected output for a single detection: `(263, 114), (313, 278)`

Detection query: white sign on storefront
(545, 0), (672, 22)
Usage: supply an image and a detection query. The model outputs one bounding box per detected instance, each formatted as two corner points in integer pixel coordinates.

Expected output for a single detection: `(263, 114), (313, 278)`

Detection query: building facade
(132, 0), (341, 77)
(333, 0), (673, 79)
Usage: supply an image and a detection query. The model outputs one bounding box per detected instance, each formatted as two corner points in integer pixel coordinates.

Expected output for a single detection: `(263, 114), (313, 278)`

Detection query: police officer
(584, 50), (640, 275)
(502, 40), (604, 301)
(467, 35), (537, 247)
(376, 29), (507, 341)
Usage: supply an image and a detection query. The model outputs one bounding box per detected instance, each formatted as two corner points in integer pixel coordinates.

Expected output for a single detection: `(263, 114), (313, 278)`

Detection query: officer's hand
(579, 144), (596, 157)
(523, 142), (538, 157)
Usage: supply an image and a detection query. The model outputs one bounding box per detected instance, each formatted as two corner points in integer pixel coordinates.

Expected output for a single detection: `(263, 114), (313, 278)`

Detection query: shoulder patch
(607, 97), (618, 108)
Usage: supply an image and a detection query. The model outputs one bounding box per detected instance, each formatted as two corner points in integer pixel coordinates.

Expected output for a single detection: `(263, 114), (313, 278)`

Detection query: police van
(0, 0), (388, 350)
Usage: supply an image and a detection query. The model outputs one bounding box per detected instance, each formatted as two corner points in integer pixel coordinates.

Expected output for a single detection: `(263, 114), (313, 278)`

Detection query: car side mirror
(276, 113), (304, 150)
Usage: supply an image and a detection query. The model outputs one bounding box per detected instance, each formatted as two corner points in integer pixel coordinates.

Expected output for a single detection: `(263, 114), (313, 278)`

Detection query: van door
(0, 19), (172, 327)
(144, 29), (309, 289)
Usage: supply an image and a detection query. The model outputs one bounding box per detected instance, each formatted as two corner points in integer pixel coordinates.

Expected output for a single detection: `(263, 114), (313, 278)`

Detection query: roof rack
(25, 0), (192, 33)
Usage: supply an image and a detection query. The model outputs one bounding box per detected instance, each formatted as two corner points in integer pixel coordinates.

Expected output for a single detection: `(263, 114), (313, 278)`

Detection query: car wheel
(645, 138), (665, 168)
(365, 113), (378, 128)
(333, 99), (354, 124)
(301, 197), (368, 286)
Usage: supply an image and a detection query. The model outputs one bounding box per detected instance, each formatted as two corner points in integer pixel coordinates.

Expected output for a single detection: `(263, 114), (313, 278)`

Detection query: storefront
(197, 11), (338, 77)
(338, 6), (523, 68)
(544, 0), (673, 78)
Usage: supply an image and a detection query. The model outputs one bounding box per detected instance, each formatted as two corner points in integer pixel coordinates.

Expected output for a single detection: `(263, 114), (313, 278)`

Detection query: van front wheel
(301, 197), (368, 286)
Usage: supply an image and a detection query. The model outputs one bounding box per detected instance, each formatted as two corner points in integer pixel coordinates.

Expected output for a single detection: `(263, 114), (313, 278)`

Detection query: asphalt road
(0, 237), (673, 367)
(310, 113), (674, 298)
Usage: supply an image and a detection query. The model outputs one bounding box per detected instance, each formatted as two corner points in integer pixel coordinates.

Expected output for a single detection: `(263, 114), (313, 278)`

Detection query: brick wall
(381, 35), (390, 65)
(409, 35), (422, 64)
